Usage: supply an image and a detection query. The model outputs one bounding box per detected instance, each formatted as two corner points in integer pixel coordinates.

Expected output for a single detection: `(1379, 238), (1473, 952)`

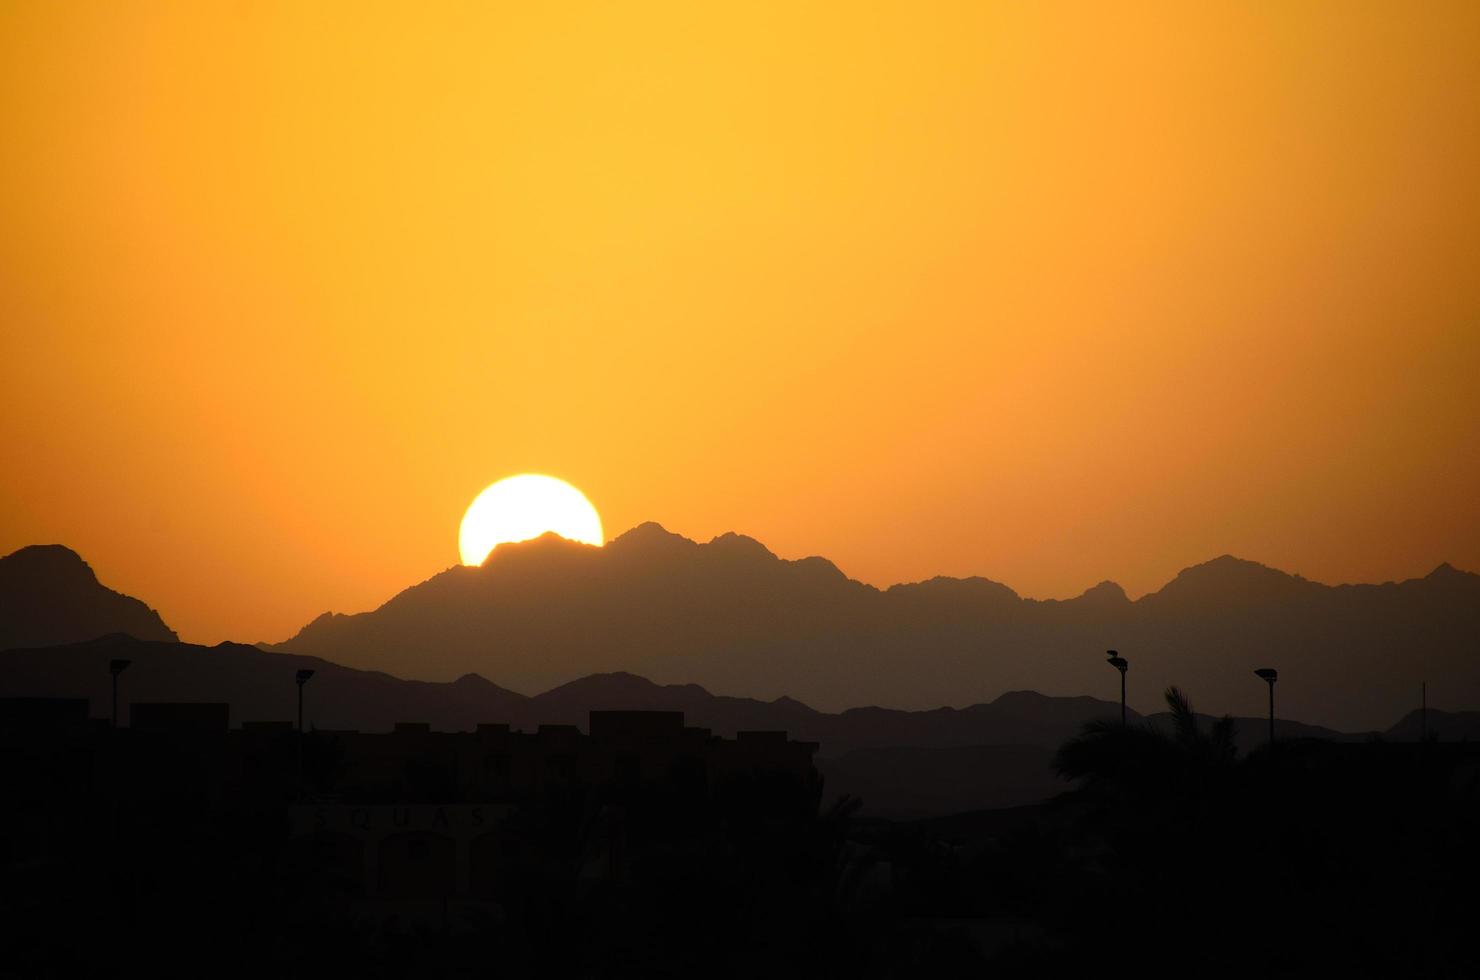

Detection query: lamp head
(1107, 656), (1128, 672)
(109, 658), (131, 676)
(295, 669), (316, 686)
(1255, 668), (1278, 683)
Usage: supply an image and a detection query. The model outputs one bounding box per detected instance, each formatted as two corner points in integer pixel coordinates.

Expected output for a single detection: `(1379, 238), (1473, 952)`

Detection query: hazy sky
(3, 2), (1478, 645)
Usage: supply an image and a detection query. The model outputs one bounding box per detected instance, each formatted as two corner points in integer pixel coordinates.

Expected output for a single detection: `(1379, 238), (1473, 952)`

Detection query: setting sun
(458, 475), (604, 566)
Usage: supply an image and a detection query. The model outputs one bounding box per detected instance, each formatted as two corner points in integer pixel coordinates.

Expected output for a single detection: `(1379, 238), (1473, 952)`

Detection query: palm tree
(1054, 686), (1237, 794)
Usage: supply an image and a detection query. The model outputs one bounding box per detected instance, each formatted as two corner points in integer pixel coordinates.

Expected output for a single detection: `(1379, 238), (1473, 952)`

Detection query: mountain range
(3, 633), (1457, 817)
(264, 524), (1480, 730)
(3, 533), (1476, 732)
(0, 634), (1133, 755)
(0, 533), (1465, 816)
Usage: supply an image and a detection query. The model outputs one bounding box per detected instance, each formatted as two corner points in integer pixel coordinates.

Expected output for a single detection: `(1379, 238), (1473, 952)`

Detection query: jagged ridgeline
(4, 532), (1477, 731)
(0, 544), (177, 649)
(261, 525), (1480, 731)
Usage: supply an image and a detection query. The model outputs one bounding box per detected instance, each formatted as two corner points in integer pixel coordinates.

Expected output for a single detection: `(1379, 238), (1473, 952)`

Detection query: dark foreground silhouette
(3, 686), (1478, 978)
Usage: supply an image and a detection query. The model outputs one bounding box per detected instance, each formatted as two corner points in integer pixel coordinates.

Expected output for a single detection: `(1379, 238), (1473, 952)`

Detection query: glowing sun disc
(458, 474), (604, 566)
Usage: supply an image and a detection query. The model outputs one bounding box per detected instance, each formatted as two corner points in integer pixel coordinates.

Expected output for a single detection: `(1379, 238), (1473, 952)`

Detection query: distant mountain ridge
(0, 545), (177, 649)
(6, 634), (1473, 818)
(0, 634), (1451, 749)
(0, 635), (1131, 754)
(269, 525), (1480, 730)
(5, 535), (1474, 732)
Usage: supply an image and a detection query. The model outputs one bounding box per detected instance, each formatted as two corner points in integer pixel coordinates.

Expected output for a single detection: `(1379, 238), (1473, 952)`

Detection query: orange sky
(3, 2), (1478, 646)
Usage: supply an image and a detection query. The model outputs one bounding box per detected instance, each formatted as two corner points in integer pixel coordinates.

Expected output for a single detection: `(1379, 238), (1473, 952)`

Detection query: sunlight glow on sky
(458, 474), (603, 566)
(2, 2), (1478, 643)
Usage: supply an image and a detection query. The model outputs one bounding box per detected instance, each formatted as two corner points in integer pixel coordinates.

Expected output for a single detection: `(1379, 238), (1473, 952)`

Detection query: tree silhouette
(1054, 685), (1236, 796)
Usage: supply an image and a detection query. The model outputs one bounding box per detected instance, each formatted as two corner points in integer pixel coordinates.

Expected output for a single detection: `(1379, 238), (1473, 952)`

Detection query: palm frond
(1055, 719), (1166, 781)
(1165, 686), (1200, 746)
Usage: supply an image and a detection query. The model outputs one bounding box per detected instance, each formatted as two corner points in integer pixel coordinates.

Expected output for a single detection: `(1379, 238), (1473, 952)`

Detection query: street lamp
(1254, 668), (1278, 745)
(1106, 650), (1128, 726)
(108, 659), (131, 728)
(295, 669), (315, 733)
(294, 668), (316, 798)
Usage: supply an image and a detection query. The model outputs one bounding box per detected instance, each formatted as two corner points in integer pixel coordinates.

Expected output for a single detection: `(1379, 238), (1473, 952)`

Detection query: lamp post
(1421, 681), (1427, 743)
(1254, 668), (1277, 745)
(295, 669), (316, 798)
(108, 659), (131, 728)
(295, 669), (315, 733)
(1106, 651), (1128, 726)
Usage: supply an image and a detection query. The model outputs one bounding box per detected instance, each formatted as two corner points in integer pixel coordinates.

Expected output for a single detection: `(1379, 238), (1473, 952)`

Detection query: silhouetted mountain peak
(451, 672), (497, 688)
(789, 554), (850, 582)
(706, 531), (776, 561)
(888, 575), (1021, 604)
(1425, 561), (1473, 581)
(1076, 580), (1129, 603)
(1187, 554), (1281, 577)
(1145, 554), (1313, 606)
(274, 610), (349, 648)
(599, 523), (856, 588)
(612, 521), (680, 543)
(4, 544), (96, 585)
(480, 530), (598, 565)
(986, 689), (1138, 726)
(990, 689), (1109, 711)
(575, 669), (659, 689)
(990, 690), (1054, 707)
(607, 521), (697, 557)
(538, 671), (712, 702)
(1, 544), (178, 649)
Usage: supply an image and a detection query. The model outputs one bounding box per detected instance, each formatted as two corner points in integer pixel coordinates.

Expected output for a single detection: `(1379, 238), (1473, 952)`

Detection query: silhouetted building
(0, 700), (819, 918)
(275, 709), (817, 904)
(130, 701), (229, 734)
(0, 696), (91, 732)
